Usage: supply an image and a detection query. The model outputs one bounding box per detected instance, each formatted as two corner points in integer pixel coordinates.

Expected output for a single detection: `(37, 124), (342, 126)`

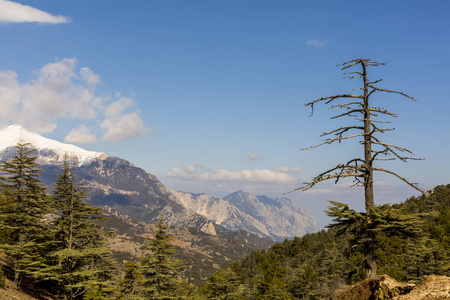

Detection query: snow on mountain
(0, 125), (320, 241)
(0, 125), (106, 165)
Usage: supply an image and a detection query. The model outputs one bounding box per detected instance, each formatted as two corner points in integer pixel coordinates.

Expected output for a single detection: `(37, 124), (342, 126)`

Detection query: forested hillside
(0, 143), (273, 299)
(200, 185), (450, 299)
(0, 142), (448, 299)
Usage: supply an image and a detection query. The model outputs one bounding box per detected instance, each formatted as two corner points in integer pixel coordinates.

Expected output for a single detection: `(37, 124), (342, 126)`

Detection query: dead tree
(287, 58), (424, 278)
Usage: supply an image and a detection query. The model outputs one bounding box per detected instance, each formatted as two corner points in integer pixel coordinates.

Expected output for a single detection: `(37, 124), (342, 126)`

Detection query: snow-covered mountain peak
(0, 125), (106, 165)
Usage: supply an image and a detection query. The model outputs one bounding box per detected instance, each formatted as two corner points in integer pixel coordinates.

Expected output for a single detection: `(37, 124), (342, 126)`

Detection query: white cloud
(185, 163), (205, 174)
(0, 58), (149, 142)
(100, 96), (149, 142)
(275, 166), (302, 173)
(16, 58), (101, 133)
(249, 154), (261, 161)
(0, 0), (70, 24)
(306, 39), (330, 48)
(65, 125), (97, 144)
(80, 67), (100, 88)
(167, 166), (296, 183)
(0, 71), (21, 124)
(374, 181), (391, 187)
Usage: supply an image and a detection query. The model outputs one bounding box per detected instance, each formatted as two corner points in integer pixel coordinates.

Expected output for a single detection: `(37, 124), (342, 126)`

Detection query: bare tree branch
(292, 58), (423, 279)
(306, 94), (363, 116)
(285, 171), (364, 194)
(369, 108), (398, 117)
(343, 76), (363, 79)
(370, 123), (395, 134)
(306, 94), (363, 107)
(300, 133), (365, 150)
(367, 85), (418, 101)
(339, 58), (385, 70)
(322, 126), (364, 137)
(368, 79), (383, 85)
(331, 109), (364, 119)
(329, 101), (364, 109)
(356, 118), (393, 124)
(373, 167), (425, 193)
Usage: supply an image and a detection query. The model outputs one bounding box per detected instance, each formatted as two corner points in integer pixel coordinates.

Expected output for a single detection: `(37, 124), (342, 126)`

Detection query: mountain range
(0, 125), (319, 242)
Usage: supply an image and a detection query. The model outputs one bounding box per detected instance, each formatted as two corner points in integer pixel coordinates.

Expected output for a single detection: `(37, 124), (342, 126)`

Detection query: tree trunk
(362, 61), (377, 278)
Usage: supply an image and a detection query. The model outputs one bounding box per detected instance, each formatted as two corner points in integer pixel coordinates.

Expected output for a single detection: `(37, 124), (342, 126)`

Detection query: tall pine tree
(140, 218), (185, 300)
(43, 157), (116, 299)
(0, 142), (53, 288)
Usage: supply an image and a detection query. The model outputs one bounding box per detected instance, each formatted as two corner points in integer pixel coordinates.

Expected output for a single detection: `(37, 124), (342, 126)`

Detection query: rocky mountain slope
(103, 213), (274, 284)
(0, 125), (319, 242)
(0, 125), (223, 236)
(172, 190), (320, 241)
(225, 190), (319, 239)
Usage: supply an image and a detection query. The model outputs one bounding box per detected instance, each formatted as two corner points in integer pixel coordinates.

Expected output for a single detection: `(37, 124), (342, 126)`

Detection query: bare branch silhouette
(286, 58), (423, 278)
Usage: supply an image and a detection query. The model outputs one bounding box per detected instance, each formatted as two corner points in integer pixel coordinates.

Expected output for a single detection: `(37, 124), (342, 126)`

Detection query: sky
(1, 0), (449, 227)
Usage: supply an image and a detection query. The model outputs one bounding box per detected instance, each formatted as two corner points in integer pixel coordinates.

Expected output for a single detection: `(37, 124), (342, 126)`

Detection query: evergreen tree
(0, 142), (53, 288)
(43, 158), (116, 299)
(139, 218), (185, 299)
(116, 261), (142, 300)
(200, 268), (247, 300)
(204, 185), (449, 299)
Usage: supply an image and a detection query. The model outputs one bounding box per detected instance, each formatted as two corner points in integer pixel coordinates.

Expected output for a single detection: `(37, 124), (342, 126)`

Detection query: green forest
(0, 143), (449, 299)
(200, 186), (450, 299)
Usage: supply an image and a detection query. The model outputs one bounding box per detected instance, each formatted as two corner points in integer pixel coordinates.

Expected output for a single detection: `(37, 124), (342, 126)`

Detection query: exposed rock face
(332, 275), (450, 300)
(0, 125), (319, 241)
(172, 191), (272, 238)
(333, 275), (414, 300)
(172, 190), (320, 241)
(224, 190), (320, 240)
(394, 275), (450, 300)
(58, 156), (220, 235)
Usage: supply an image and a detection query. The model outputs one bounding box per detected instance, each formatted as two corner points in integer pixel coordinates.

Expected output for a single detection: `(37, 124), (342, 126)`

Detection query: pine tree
(0, 142), (53, 288)
(139, 218), (185, 299)
(116, 261), (142, 300)
(200, 268), (247, 299)
(43, 158), (116, 299)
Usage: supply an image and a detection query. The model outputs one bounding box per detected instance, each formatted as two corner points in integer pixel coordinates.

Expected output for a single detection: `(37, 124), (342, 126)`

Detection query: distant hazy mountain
(224, 191), (320, 240)
(172, 190), (320, 241)
(0, 125), (319, 242)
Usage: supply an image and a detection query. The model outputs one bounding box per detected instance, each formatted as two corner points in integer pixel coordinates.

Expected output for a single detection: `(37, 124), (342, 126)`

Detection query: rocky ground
(333, 274), (450, 300)
(395, 275), (450, 300)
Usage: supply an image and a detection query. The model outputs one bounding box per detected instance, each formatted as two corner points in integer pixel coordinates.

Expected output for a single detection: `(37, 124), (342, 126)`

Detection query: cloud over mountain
(100, 95), (149, 142)
(168, 165), (297, 183)
(65, 125), (98, 144)
(0, 58), (148, 142)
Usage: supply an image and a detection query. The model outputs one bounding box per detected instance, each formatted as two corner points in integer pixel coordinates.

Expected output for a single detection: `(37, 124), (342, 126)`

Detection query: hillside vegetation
(0, 142), (448, 299)
(200, 185), (450, 299)
(103, 214), (274, 284)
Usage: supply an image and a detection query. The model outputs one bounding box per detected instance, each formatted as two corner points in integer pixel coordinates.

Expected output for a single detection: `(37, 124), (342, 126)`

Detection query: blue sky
(1, 0), (449, 226)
